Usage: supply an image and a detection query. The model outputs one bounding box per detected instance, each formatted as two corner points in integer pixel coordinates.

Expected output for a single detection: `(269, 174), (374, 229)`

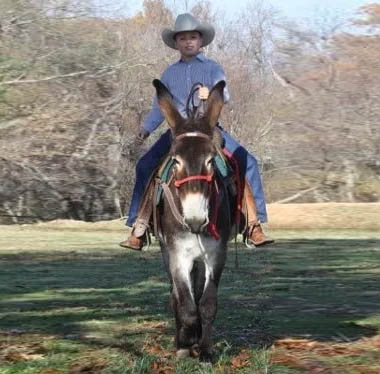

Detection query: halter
(159, 130), (216, 234)
(173, 131), (214, 188)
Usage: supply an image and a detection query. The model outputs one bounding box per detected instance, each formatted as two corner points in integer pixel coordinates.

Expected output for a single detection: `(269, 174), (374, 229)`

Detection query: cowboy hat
(162, 13), (215, 50)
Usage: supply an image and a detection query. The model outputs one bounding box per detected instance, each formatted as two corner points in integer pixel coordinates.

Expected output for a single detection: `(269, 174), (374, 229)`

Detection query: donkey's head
(153, 79), (225, 233)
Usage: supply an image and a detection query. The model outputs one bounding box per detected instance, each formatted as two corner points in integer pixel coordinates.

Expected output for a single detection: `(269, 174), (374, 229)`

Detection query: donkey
(152, 79), (236, 360)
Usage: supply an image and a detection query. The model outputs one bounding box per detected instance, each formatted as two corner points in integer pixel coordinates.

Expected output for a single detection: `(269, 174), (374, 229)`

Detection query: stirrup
(242, 222), (259, 249)
(243, 231), (256, 249)
(143, 229), (152, 251)
(133, 219), (150, 237)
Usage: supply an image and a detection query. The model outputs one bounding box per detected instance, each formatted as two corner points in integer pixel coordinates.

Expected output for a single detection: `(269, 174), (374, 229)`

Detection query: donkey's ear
(153, 79), (182, 129)
(205, 80), (225, 127)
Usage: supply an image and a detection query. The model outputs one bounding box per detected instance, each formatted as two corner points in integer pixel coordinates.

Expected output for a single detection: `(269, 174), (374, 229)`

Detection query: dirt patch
(266, 203), (380, 230)
(1, 203), (379, 231)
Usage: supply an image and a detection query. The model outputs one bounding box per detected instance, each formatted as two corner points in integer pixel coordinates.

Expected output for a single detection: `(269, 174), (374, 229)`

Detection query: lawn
(0, 217), (379, 373)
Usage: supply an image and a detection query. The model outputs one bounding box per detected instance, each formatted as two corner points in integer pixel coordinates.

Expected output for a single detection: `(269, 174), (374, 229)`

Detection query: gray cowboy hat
(162, 13), (215, 50)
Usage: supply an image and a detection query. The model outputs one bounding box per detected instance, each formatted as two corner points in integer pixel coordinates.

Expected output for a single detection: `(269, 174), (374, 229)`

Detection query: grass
(0, 221), (379, 373)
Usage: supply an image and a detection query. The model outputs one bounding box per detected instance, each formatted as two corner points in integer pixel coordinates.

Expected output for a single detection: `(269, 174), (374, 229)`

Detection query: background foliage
(0, 0), (379, 223)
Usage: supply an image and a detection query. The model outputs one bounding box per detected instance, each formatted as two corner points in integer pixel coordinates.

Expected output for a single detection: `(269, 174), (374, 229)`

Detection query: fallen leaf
(271, 353), (305, 369)
(143, 343), (173, 358)
(151, 359), (174, 374)
(1, 343), (47, 363)
(143, 321), (168, 329)
(361, 337), (380, 349)
(69, 358), (108, 373)
(230, 349), (251, 368)
(4, 352), (44, 362)
(144, 343), (164, 355)
(273, 338), (366, 357)
(151, 322), (168, 329)
(272, 353), (332, 373)
(347, 366), (380, 374)
(274, 338), (318, 350)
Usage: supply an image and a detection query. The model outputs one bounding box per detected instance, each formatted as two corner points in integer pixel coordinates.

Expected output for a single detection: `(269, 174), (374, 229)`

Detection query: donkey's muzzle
(185, 218), (208, 234)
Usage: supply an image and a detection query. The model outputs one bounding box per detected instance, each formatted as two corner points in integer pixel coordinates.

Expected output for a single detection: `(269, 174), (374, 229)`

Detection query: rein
(185, 82), (205, 118)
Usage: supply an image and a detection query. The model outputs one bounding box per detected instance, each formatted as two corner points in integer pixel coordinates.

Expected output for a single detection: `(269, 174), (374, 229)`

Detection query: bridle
(173, 132), (214, 188)
(160, 131), (216, 231)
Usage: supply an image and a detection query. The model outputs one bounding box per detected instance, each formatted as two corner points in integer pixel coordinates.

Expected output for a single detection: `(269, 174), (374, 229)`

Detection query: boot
(243, 180), (274, 247)
(119, 219), (148, 250)
(246, 222), (274, 247)
(119, 233), (146, 250)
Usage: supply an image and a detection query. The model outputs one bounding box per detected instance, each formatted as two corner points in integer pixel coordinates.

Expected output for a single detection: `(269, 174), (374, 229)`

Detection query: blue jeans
(126, 128), (268, 226)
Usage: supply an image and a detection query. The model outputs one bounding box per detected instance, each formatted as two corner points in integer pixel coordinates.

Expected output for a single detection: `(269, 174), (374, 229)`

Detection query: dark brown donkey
(152, 79), (237, 361)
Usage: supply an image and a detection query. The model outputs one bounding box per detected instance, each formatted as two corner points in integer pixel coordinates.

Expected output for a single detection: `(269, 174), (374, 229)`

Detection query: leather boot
(119, 233), (146, 250)
(246, 222), (274, 247)
(119, 219), (148, 250)
(243, 179), (274, 247)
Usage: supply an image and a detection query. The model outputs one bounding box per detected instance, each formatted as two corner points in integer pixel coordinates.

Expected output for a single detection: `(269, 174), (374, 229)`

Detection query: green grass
(0, 225), (379, 373)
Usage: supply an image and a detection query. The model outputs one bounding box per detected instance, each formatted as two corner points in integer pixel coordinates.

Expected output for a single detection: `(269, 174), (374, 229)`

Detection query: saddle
(132, 148), (251, 241)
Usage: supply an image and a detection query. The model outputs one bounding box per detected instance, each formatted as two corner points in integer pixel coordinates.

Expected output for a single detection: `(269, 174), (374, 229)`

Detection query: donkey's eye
(206, 157), (213, 167)
(172, 157), (182, 168)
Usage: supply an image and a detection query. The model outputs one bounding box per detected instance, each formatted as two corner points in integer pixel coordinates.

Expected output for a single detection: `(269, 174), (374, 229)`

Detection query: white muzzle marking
(182, 192), (208, 224)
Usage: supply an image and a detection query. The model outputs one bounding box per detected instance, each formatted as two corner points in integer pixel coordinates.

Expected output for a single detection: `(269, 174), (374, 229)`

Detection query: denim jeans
(126, 128), (268, 226)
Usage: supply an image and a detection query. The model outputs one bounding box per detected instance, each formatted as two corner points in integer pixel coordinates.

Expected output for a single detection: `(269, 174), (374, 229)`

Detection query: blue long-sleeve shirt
(142, 53), (230, 134)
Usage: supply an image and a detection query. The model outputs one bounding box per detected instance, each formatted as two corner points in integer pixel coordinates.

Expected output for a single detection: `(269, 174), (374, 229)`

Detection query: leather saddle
(132, 149), (244, 240)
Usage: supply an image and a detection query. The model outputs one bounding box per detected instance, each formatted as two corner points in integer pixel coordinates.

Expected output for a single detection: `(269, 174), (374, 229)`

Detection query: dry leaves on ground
(273, 338), (370, 357)
(271, 337), (380, 373)
(230, 349), (251, 368)
(151, 359), (174, 374)
(271, 354), (333, 373)
(0, 343), (46, 362)
(143, 321), (168, 329)
(68, 357), (108, 374)
(142, 342), (174, 358)
(41, 369), (61, 374)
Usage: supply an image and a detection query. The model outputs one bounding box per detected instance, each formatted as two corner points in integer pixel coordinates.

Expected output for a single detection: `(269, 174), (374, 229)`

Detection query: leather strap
(161, 182), (190, 230)
(243, 179), (259, 229)
(132, 175), (156, 237)
(174, 174), (213, 188)
(175, 132), (210, 141)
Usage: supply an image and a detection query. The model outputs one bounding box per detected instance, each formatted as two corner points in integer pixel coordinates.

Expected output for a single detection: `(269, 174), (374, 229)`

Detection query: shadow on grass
(0, 239), (379, 351)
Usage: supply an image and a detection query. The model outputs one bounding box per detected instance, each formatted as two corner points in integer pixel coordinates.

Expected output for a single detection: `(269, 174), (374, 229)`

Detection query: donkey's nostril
(185, 218), (207, 233)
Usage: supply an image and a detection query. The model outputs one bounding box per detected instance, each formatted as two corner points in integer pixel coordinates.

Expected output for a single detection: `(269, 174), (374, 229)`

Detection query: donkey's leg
(191, 260), (205, 344)
(171, 263), (200, 356)
(198, 278), (218, 361)
(198, 259), (225, 361)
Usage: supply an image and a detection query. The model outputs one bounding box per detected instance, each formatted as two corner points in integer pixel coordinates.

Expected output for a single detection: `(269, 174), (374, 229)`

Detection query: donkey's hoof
(176, 349), (190, 359)
(190, 344), (200, 358)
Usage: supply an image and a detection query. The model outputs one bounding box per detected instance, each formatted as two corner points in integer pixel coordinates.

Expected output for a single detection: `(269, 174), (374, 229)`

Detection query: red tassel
(208, 223), (220, 240)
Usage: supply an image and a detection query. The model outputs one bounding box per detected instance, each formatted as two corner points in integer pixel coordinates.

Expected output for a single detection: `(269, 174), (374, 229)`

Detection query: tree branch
(274, 186), (320, 204)
(0, 63), (153, 86)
